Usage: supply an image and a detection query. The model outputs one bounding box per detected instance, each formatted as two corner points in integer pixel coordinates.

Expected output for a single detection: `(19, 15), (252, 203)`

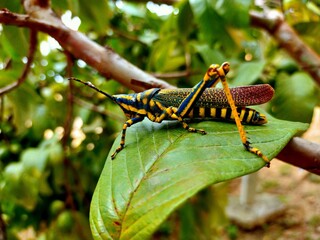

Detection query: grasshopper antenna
(69, 77), (115, 101)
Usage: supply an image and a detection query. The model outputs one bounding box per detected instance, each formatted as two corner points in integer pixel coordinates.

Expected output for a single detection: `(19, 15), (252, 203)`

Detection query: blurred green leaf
(7, 84), (42, 134)
(78, 0), (110, 34)
(0, 0), (23, 13)
(178, 184), (228, 239)
(189, 0), (235, 49)
(294, 22), (320, 53)
(215, 0), (251, 28)
(284, 0), (320, 25)
(21, 147), (49, 172)
(149, 36), (185, 71)
(47, 210), (92, 240)
(1, 26), (29, 60)
(90, 117), (307, 239)
(0, 66), (24, 87)
(3, 162), (41, 210)
(177, 1), (194, 36)
(30, 104), (53, 139)
(270, 72), (319, 123)
(233, 61), (265, 85)
(193, 44), (226, 66)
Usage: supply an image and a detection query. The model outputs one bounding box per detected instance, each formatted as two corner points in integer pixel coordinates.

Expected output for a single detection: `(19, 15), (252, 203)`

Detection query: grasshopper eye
(221, 62), (230, 74)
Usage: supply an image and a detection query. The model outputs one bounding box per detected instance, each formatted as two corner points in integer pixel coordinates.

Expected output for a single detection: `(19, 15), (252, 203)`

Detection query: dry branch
(250, 10), (320, 86)
(0, 8), (174, 91)
(277, 137), (320, 176)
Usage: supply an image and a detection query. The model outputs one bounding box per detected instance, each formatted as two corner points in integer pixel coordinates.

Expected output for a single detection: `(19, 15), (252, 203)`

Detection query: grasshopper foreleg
(111, 116), (144, 159)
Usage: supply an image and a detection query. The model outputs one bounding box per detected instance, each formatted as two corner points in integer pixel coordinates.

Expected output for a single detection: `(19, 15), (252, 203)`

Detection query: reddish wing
(154, 84), (274, 108)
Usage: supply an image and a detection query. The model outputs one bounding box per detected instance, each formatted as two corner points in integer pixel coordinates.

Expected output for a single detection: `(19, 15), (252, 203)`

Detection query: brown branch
(276, 137), (320, 176)
(124, 0), (178, 5)
(61, 51), (74, 147)
(0, 29), (37, 96)
(250, 10), (320, 86)
(152, 70), (195, 79)
(131, 69), (196, 88)
(0, 8), (174, 91)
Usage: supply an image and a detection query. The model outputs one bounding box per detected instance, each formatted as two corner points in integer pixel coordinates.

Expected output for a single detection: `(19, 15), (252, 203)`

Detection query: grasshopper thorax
(113, 88), (160, 119)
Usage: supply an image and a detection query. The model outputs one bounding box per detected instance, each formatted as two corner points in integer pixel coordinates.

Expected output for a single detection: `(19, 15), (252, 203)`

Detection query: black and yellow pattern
(71, 63), (274, 166)
(185, 106), (267, 125)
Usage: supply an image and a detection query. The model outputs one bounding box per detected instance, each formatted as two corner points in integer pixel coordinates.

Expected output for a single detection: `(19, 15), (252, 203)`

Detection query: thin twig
(111, 28), (148, 46)
(0, 29), (37, 96)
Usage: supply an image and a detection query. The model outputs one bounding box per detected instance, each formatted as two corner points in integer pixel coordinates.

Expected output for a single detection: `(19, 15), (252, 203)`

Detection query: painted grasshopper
(71, 62), (274, 166)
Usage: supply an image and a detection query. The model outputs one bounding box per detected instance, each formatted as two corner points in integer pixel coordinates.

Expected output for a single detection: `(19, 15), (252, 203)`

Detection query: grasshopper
(70, 62), (274, 166)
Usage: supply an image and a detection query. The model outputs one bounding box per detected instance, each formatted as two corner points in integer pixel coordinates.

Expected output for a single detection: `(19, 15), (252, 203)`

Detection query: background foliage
(0, 0), (319, 239)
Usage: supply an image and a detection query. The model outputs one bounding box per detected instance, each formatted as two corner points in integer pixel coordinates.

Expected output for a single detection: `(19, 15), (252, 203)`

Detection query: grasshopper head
(205, 62), (230, 80)
(204, 64), (219, 82)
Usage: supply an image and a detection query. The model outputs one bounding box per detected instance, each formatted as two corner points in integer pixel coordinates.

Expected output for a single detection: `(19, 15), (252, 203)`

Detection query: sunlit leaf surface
(90, 116), (308, 239)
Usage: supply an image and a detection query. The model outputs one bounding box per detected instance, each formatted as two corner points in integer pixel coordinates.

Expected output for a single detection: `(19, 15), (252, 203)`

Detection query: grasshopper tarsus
(199, 130), (207, 135)
(187, 127), (206, 135)
(111, 147), (122, 160)
(243, 141), (269, 166)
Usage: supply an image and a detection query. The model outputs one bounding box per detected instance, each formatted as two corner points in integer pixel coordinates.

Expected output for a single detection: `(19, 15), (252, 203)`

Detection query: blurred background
(0, 0), (319, 239)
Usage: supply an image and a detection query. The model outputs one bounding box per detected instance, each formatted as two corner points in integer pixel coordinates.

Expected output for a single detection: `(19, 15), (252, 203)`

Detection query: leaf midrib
(117, 124), (188, 237)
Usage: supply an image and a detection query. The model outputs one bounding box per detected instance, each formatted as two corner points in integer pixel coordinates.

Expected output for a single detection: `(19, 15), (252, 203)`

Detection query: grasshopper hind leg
(216, 63), (270, 167)
(243, 141), (270, 167)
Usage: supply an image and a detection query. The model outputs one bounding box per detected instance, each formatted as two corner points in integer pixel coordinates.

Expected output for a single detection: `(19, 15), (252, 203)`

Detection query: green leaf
(7, 84), (42, 134)
(270, 72), (319, 123)
(177, 1), (194, 36)
(233, 61), (265, 85)
(21, 148), (49, 172)
(215, 0), (251, 28)
(1, 26), (28, 60)
(0, 0), (23, 13)
(78, 0), (110, 34)
(193, 43), (226, 66)
(148, 36), (185, 71)
(189, 0), (235, 48)
(90, 116), (307, 239)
